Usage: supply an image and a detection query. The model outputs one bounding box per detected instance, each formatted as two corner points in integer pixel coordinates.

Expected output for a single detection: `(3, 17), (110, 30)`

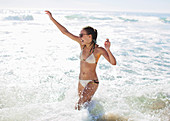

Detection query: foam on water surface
(0, 9), (170, 121)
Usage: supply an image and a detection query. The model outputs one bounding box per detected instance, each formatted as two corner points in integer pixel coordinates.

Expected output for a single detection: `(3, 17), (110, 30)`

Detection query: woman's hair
(83, 26), (97, 41)
(83, 26), (98, 53)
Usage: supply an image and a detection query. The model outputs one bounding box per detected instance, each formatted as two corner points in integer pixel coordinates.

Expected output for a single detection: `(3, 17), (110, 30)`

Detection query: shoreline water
(0, 8), (170, 121)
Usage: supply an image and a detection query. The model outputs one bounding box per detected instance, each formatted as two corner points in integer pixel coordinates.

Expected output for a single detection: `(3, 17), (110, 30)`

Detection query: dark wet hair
(83, 26), (98, 53)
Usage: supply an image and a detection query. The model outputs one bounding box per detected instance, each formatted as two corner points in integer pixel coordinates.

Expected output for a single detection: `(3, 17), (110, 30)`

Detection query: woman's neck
(85, 43), (93, 49)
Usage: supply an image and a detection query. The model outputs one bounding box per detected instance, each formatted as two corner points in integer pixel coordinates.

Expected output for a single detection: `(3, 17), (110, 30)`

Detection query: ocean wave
(65, 14), (112, 20)
(118, 17), (138, 22)
(65, 14), (87, 20)
(160, 17), (170, 23)
(3, 15), (34, 21)
(89, 16), (112, 20)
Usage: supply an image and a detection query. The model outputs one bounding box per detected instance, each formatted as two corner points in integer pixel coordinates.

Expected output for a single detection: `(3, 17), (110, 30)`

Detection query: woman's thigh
(78, 82), (84, 97)
(81, 82), (99, 102)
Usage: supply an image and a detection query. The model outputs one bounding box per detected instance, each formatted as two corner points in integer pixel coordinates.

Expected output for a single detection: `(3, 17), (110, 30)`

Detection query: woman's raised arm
(99, 39), (116, 65)
(45, 10), (81, 44)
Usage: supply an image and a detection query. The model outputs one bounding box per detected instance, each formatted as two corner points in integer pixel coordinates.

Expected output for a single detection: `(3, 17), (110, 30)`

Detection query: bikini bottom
(79, 79), (99, 88)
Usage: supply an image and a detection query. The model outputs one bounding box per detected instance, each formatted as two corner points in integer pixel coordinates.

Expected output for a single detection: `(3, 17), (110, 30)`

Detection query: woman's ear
(89, 34), (92, 39)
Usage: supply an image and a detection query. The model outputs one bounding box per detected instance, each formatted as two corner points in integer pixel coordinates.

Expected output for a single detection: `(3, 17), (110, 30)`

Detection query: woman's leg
(75, 82), (84, 110)
(78, 81), (84, 98)
(77, 81), (99, 110)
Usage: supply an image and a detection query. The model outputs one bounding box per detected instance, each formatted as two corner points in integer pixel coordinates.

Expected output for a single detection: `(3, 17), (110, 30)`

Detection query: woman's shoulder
(95, 45), (106, 53)
(95, 45), (104, 50)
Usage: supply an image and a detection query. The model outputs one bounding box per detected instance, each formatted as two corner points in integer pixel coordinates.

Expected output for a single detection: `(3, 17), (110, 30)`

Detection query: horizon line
(1, 7), (170, 14)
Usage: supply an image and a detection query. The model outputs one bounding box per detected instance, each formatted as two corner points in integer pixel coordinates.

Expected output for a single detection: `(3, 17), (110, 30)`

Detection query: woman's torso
(79, 45), (101, 80)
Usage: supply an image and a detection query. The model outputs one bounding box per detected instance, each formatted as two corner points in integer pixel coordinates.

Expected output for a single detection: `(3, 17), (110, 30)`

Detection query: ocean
(0, 9), (170, 121)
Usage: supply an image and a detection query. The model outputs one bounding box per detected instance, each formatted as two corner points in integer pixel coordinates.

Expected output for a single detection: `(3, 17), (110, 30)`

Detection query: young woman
(45, 11), (116, 110)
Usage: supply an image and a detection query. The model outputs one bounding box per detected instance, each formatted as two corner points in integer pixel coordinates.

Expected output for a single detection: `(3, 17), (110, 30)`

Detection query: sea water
(0, 9), (170, 121)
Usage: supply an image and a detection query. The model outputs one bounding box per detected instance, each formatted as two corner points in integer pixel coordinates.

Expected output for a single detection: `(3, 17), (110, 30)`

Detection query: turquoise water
(0, 9), (170, 121)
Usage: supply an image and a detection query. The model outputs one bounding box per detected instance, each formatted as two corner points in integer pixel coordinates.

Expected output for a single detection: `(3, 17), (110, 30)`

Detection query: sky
(0, 0), (170, 13)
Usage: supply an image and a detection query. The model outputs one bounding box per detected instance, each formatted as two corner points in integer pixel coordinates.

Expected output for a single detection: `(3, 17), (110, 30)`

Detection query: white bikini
(79, 47), (99, 87)
(79, 79), (99, 87)
(80, 49), (97, 64)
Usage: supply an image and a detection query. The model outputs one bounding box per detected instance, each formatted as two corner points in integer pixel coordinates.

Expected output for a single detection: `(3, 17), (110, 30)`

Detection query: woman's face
(80, 29), (92, 45)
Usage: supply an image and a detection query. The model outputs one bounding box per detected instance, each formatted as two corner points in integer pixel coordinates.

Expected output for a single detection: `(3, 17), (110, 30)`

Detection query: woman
(45, 11), (116, 110)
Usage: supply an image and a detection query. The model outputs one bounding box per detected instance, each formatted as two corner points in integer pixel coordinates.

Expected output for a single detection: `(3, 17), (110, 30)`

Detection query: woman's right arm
(45, 10), (81, 44)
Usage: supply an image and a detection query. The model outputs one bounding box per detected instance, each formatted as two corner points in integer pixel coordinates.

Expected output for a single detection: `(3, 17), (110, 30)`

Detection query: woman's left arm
(100, 38), (116, 65)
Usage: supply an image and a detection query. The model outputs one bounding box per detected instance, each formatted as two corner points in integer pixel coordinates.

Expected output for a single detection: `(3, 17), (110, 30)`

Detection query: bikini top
(80, 49), (97, 64)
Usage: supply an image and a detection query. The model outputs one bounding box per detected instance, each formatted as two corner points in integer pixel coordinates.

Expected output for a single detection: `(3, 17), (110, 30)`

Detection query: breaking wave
(3, 15), (34, 21)
(118, 17), (138, 22)
(160, 17), (170, 23)
(65, 14), (112, 20)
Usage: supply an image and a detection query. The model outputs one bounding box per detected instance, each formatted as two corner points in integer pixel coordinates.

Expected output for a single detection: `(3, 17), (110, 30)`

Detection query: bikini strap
(83, 45), (86, 49)
(93, 79), (99, 84)
(89, 43), (95, 54)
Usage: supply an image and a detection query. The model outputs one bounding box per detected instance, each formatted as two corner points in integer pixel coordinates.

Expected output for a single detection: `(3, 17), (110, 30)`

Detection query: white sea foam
(3, 15), (34, 21)
(0, 9), (170, 121)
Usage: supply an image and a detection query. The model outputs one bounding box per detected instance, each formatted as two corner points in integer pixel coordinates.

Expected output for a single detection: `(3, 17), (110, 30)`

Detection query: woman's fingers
(45, 10), (53, 19)
(105, 38), (110, 45)
(104, 38), (111, 49)
(45, 10), (50, 13)
(45, 10), (51, 15)
(106, 38), (109, 42)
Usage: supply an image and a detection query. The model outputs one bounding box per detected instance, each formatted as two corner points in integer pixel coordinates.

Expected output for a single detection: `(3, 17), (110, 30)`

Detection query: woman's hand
(104, 38), (111, 51)
(45, 10), (53, 19)
(103, 38), (116, 65)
